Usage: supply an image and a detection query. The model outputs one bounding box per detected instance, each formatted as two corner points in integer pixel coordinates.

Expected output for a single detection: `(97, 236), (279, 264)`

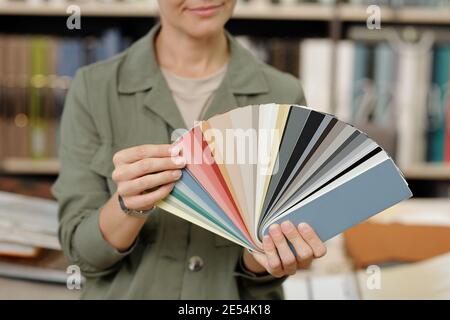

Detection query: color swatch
(157, 104), (412, 251)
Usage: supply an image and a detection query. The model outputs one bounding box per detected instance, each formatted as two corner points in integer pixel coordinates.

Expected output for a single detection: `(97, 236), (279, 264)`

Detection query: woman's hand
(99, 144), (185, 252)
(242, 222), (327, 277)
(112, 144), (186, 211)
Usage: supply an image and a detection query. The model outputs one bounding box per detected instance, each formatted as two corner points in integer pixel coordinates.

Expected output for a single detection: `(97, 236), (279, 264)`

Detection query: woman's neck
(155, 25), (229, 78)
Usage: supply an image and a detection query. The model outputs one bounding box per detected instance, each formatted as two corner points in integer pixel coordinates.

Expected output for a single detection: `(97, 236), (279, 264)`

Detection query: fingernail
(172, 170), (182, 178)
(298, 223), (309, 232)
(173, 156), (186, 166)
(169, 145), (181, 156)
(281, 221), (293, 231)
(269, 224), (281, 236)
(263, 235), (271, 244)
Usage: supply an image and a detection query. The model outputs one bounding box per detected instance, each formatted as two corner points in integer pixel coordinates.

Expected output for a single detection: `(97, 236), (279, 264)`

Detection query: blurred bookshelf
(337, 5), (450, 25)
(0, 1), (161, 17)
(1, 0), (450, 198)
(1, 0), (450, 298)
(0, 2), (449, 24)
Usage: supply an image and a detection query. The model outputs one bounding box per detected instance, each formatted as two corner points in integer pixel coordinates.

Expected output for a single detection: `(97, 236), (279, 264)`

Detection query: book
(427, 45), (450, 162)
(300, 39), (333, 114)
(335, 40), (355, 123)
(446, 94), (450, 162)
(29, 36), (47, 159)
(0, 191), (70, 283)
(0, 242), (40, 258)
(283, 272), (360, 300)
(395, 40), (432, 168)
(0, 191), (60, 250)
(373, 42), (396, 125)
(356, 252), (450, 300)
(351, 42), (369, 120)
(0, 249), (69, 284)
(157, 104), (412, 251)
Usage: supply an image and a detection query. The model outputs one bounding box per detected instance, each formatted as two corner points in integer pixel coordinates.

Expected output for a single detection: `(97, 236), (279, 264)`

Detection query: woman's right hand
(112, 144), (186, 211)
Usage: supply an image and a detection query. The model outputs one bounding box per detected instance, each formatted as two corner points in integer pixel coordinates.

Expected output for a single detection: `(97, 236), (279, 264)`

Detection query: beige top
(161, 63), (228, 128)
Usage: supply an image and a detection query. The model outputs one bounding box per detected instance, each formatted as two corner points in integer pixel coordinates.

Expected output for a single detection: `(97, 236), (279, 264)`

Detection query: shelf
(402, 163), (450, 180)
(0, 1), (159, 17)
(0, 2), (334, 20)
(0, 158), (60, 175)
(1, 157), (450, 180)
(338, 4), (450, 25)
(0, 2), (449, 24)
(233, 3), (334, 21)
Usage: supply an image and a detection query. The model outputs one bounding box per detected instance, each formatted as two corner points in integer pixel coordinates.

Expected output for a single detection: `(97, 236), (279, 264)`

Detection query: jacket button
(188, 256), (204, 272)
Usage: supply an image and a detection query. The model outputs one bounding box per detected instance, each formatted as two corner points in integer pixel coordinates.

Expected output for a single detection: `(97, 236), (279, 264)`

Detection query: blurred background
(0, 0), (449, 299)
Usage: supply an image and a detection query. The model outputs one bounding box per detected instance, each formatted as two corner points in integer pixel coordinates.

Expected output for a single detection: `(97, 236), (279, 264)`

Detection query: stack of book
(0, 191), (68, 284)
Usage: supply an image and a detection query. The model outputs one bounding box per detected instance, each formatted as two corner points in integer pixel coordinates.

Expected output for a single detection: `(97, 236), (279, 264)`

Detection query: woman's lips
(187, 3), (224, 17)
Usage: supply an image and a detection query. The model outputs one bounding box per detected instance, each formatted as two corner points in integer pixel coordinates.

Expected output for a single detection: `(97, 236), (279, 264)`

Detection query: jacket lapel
(117, 24), (270, 130)
(143, 75), (187, 130)
(202, 81), (237, 121)
(118, 24), (186, 130)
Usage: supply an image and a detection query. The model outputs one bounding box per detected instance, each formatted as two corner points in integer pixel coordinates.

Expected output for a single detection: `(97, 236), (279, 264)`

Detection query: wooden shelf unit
(0, 2), (449, 25)
(1, 1), (449, 183)
(1, 157), (450, 180)
(0, 158), (60, 175)
(402, 163), (450, 181)
(337, 4), (450, 25)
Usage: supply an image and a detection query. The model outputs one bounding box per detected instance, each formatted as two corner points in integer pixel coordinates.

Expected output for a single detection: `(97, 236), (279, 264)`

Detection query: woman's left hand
(242, 221), (327, 277)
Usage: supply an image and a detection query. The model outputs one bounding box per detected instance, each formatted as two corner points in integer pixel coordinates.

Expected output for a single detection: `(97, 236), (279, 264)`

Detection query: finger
(123, 183), (175, 211)
(113, 144), (179, 165)
(118, 170), (182, 196)
(244, 250), (270, 274)
(113, 156), (186, 181)
(280, 221), (313, 264)
(298, 223), (327, 258)
(268, 224), (297, 276)
(297, 255), (313, 270)
(262, 235), (283, 278)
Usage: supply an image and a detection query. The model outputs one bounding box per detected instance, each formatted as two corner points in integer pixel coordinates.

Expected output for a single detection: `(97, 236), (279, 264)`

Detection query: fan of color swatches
(157, 104), (412, 251)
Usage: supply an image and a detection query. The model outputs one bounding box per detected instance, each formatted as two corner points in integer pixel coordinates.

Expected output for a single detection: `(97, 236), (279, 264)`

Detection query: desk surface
(1, 198), (448, 300)
(0, 277), (79, 299)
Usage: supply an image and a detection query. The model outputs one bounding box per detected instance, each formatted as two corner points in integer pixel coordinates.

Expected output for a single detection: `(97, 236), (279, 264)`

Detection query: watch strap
(118, 194), (154, 218)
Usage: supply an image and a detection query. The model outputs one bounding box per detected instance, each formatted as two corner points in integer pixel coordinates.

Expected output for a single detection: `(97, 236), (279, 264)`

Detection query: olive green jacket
(52, 24), (306, 300)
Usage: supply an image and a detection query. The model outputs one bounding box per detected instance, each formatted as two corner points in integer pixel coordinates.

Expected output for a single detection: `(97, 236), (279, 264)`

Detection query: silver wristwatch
(118, 195), (154, 218)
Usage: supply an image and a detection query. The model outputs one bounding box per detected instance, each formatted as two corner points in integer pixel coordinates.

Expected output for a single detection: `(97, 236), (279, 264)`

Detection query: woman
(52, 0), (327, 299)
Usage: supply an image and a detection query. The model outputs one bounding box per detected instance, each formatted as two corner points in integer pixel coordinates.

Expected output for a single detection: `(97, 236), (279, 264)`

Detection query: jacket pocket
(89, 143), (117, 195)
(89, 143), (115, 178)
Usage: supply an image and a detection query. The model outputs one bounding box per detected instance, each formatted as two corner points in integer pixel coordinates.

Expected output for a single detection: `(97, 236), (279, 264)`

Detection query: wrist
(99, 193), (147, 252)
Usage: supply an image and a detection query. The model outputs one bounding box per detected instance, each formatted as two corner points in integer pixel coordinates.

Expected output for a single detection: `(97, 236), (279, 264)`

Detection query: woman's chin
(185, 22), (227, 39)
